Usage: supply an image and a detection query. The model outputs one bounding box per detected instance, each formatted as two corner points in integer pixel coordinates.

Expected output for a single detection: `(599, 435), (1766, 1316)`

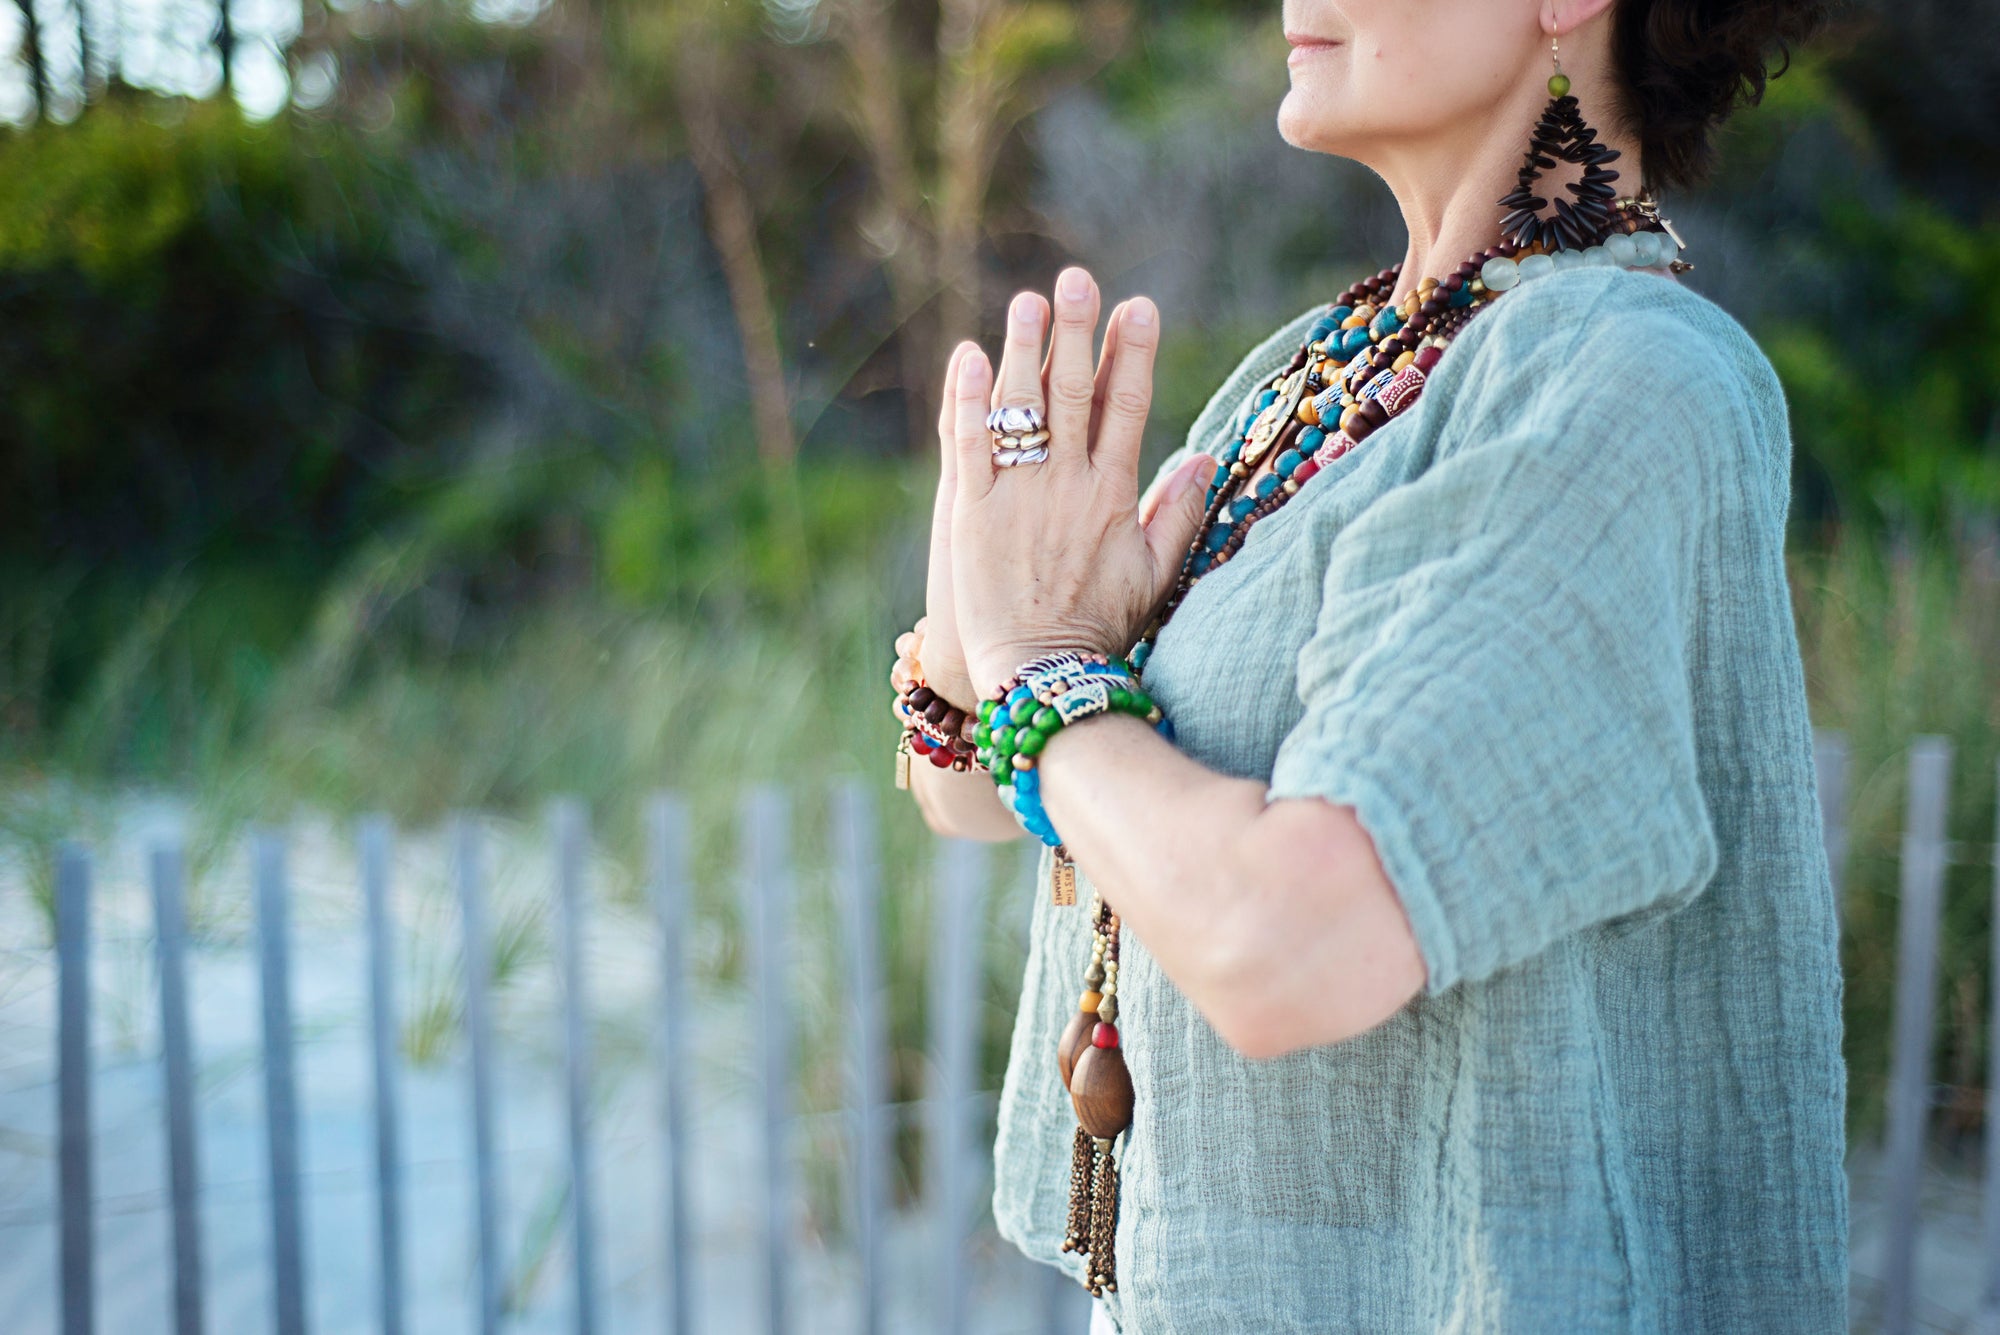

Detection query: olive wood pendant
(1057, 1000), (1099, 1089)
(1069, 1039), (1134, 1139)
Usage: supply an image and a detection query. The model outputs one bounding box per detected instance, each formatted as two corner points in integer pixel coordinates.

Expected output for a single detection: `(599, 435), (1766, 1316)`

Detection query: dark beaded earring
(1497, 29), (1621, 252)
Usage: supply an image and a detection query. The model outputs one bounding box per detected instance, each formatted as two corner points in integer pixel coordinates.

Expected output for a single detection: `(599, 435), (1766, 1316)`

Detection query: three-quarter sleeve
(1265, 293), (1758, 995)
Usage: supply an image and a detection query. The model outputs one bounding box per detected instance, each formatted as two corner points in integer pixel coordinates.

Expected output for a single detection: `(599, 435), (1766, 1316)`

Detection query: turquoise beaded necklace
(1128, 207), (1680, 678)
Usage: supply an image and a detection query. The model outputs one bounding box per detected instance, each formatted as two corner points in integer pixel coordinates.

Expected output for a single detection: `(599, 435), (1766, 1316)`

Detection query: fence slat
(254, 831), (308, 1335)
(359, 816), (406, 1335)
(552, 800), (600, 1335)
(647, 796), (695, 1335)
(56, 843), (93, 1335)
(455, 816), (504, 1335)
(1813, 729), (1850, 918)
(834, 782), (885, 1335)
(745, 786), (792, 1335)
(1983, 757), (2000, 1335)
(1881, 737), (1952, 1335)
(931, 837), (989, 1335)
(151, 845), (204, 1335)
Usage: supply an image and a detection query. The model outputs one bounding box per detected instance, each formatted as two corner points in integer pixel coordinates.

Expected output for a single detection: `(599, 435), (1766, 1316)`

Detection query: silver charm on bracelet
(987, 405), (1051, 467)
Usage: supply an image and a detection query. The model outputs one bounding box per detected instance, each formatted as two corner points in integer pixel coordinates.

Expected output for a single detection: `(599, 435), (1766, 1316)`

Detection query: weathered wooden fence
(38, 779), (1064, 1335)
(1817, 733), (2000, 1335)
(29, 731), (2000, 1335)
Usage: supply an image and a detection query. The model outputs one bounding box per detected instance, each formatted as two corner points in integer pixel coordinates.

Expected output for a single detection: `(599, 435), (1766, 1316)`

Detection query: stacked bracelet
(975, 652), (1172, 848)
(891, 618), (980, 787)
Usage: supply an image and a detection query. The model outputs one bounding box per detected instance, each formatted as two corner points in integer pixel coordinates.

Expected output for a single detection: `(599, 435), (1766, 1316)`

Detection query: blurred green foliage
(1768, 198), (2000, 533)
(1793, 541), (2000, 1142)
(0, 99), (488, 563)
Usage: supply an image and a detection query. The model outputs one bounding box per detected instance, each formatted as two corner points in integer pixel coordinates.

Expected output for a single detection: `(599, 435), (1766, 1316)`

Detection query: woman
(888, 0), (1845, 1329)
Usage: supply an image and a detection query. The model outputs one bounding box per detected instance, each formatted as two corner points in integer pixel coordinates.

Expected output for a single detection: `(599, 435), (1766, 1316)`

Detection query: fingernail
(959, 348), (989, 390)
(1011, 291), (1037, 323)
(1060, 268), (1091, 302)
(1125, 297), (1156, 327)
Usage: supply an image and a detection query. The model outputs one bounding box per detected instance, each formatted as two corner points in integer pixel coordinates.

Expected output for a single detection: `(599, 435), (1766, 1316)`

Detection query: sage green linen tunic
(990, 266), (1849, 1333)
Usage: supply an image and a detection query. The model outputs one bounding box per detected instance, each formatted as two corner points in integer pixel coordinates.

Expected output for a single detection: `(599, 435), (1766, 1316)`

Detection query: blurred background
(1, 0), (1997, 1330)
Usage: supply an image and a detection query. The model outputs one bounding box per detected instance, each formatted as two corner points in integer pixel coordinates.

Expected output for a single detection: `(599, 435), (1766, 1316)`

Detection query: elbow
(1199, 960), (1334, 1063)
(1202, 954), (1419, 1062)
(1209, 1003), (1301, 1064)
(1189, 800), (1428, 1062)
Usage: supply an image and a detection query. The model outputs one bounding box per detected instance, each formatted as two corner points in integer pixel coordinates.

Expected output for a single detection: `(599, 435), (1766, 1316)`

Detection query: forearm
(910, 756), (1026, 842)
(1035, 712), (1427, 1058)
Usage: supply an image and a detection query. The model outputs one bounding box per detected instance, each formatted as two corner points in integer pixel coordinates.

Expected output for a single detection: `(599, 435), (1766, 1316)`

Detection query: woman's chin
(1276, 91), (1353, 155)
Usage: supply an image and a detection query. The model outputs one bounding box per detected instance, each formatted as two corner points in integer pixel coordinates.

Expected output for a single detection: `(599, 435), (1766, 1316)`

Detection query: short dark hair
(1611, 0), (1832, 189)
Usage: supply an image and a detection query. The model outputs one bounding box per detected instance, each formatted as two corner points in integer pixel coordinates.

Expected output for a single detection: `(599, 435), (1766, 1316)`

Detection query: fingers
(1140, 449), (1211, 528)
(1092, 295), (1159, 480)
(1144, 453), (1214, 607)
(993, 291), (1050, 418)
(1088, 300), (1128, 447)
(1043, 266), (1101, 478)
(936, 342), (967, 494)
(952, 342), (996, 500)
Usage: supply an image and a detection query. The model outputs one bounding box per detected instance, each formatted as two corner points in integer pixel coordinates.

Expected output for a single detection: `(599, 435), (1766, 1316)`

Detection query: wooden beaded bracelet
(890, 618), (980, 787)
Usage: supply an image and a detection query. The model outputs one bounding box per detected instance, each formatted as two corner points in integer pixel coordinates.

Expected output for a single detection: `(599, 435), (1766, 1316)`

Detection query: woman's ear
(1540, 0), (1616, 35)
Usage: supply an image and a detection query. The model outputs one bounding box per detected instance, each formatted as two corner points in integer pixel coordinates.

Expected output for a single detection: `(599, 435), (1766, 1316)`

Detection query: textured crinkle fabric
(990, 266), (1849, 1334)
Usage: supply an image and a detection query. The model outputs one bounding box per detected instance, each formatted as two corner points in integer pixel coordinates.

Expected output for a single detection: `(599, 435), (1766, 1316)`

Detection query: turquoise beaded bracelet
(974, 653), (1174, 847)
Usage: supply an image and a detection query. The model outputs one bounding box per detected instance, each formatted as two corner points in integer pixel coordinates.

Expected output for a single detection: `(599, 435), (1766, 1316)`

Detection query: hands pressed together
(897, 268), (1426, 1055)
(912, 266), (1216, 711)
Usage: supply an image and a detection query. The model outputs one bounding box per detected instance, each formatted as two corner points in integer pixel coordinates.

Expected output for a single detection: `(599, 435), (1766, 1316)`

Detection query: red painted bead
(927, 745), (955, 768)
(1414, 346), (1443, 372)
(1291, 458), (1320, 484)
(1092, 1022), (1119, 1049)
(910, 732), (937, 752)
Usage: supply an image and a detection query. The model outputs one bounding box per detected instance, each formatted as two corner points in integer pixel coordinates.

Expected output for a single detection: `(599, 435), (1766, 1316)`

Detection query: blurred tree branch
(830, 0), (1124, 450)
(214, 0), (237, 99)
(667, 8), (796, 467)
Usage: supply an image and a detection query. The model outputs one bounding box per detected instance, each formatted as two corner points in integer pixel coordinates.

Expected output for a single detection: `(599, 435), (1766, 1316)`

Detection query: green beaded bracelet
(974, 655), (1171, 847)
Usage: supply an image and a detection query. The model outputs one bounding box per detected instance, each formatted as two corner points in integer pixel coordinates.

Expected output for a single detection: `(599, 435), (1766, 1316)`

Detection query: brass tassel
(1062, 1124), (1094, 1255)
(1088, 1135), (1120, 1295)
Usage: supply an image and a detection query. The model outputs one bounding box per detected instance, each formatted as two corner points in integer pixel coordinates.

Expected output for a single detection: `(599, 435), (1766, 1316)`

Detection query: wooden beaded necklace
(1052, 247), (1507, 1301)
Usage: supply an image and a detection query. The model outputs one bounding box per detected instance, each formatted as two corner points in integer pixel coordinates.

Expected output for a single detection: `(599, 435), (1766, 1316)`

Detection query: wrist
(969, 644), (1101, 702)
(924, 667), (981, 714)
(973, 653), (1172, 849)
(1038, 703), (1147, 766)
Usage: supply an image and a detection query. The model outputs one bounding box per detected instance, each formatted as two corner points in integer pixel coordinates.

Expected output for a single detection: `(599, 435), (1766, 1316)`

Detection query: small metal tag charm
(894, 735), (913, 790)
(1052, 848), (1077, 906)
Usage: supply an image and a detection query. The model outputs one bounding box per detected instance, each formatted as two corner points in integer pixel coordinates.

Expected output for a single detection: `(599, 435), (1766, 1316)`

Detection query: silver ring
(987, 404), (1048, 437)
(987, 405), (1050, 467)
(992, 444), (1050, 468)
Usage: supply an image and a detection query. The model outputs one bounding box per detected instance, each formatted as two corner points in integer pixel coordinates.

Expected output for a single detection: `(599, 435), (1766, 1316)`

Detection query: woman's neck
(1371, 49), (1643, 305)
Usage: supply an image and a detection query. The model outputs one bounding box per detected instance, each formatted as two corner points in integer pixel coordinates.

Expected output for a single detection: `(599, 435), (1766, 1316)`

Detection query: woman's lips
(1285, 32), (1342, 65)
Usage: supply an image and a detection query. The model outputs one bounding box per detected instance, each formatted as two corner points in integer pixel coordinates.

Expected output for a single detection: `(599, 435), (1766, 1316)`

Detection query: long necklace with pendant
(1055, 187), (1689, 1298)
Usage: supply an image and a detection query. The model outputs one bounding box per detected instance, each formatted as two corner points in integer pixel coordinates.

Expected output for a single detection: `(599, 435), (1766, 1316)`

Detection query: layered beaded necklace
(1057, 188), (1688, 1299)
(1129, 198), (1681, 676)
